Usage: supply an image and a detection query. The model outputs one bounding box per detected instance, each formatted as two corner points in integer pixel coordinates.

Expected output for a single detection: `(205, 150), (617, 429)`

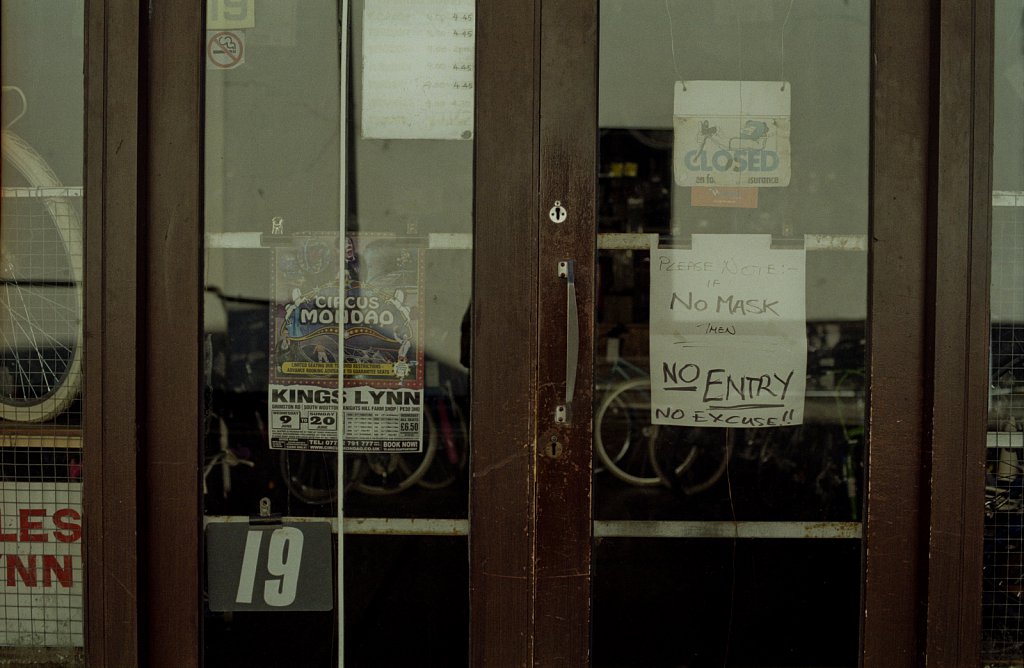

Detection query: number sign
(207, 0), (255, 29)
(206, 522), (333, 611)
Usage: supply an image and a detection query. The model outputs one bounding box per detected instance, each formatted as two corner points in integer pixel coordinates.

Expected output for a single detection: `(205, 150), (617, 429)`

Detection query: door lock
(549, 200), (567, 224)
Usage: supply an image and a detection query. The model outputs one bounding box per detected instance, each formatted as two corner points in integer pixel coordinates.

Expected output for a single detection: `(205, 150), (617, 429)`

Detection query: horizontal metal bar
(2, 186), (83, 198)
(206, 231), (476, 250)
(204, 516), (861, 539)
(204, 515), (470, 536)
(0, 647), (84, 664)
(993, 190), (1024, 207)
(206, 189), (1021, 252)
(594, 520), (862, 539)
(207, 231), (871, 251)
(206, 232), (263, 248)
(0, 433), (82, 449)
(344, 517), (469, 535)
(425, 232), (472, 249)
(601, 233), (870, 251)
(987, 431), (1024, 449)
(598, 232), (659, 250)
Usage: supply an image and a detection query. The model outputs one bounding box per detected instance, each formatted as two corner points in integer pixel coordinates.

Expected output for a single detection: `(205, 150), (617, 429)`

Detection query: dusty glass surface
(983, 0), (1024, 661)
(0, 2), (86, 662)
(202, 1), (471, 664)
(593, 1), (868, 665)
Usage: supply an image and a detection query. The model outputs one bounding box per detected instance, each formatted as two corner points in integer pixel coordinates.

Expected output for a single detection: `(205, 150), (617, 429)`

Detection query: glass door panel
(984, 0), (1024, 660)
(594, 1), (869, 664)
(0, 3), (85, 661)
(202, 1), (472, 664)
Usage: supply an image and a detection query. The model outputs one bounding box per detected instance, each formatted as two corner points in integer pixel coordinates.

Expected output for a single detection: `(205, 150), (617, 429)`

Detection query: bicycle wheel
(0, 129), (83, 423)
(351, 415), (438, 495)
(417, 394), (468, 490)
(280, 450), (337, 505)
(648, 424), (732, 495)
(594, 377), (667, 486)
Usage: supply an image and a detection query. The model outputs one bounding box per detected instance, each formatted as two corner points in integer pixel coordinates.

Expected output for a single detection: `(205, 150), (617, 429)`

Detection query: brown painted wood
(83, 1), (141, 666)
(141, 3), (203, 666)
(923, 0), (992, 664)
(469, 0), (539, 664)
(534, 0), (596, 662)
(861, 1), (933, 665)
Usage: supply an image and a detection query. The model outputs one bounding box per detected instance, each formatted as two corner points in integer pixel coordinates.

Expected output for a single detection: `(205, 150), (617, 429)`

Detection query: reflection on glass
(202, 0), (471, 665)
(983, 0), (1024, 661)
(594, 2), (868, 665)
(0, 1), (86, 657)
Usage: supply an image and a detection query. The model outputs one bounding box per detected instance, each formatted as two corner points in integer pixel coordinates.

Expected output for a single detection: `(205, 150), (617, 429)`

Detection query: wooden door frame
(469, 0), (541, 663)
(140, 1), (205, 666)
(82, 0), (995, 665)
(923, 0), (992, 663)
(83, 0), (143, 664)
(862, 1), (936, 661)
(862, 0), (992, 665)
(84, 0), (204, 666)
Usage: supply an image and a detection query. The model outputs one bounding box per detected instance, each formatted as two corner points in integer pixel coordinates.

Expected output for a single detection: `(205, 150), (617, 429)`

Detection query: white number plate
(206, 522), (333, 611)
(207, 0), (255, 29)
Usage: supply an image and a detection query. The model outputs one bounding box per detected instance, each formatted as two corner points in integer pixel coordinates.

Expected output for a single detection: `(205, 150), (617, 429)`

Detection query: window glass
(202, 1), (472, 664)
(0, 1), (86, 662)
(594, 2), (868, 664)
(984, 0), (1024, 661)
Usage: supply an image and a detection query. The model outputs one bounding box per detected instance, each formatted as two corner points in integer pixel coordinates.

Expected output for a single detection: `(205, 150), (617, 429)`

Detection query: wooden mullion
(861, 1), (934, 665)
(469, 0), (540, 664)
(141, 2), (204, 666)
(533, 0), (596, 662)
(922, 0), (993, 663)
(83, 0), (142, 665)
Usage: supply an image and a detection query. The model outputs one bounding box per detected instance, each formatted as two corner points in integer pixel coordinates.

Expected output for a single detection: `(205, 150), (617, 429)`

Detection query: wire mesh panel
(1, 84), (85, 663)
(985, 198), (1024, 662)
(984, 2), (1024, 662)
(0, 180), (83, 425)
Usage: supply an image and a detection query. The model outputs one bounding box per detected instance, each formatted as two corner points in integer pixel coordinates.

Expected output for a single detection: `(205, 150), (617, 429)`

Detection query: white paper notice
(649, 235), (806, 428)
(0, 482), (83, 647)
(673, 81), (791, 187)
(362, 0), (475, 140)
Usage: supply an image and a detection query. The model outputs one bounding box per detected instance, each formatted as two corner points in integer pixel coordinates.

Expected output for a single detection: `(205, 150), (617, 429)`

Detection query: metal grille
(985, 197), (1024, 663)
(0, 132), (84, 651)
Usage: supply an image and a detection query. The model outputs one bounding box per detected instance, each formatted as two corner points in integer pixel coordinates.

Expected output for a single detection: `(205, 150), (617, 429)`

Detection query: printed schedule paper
(361, 0), (475, 140)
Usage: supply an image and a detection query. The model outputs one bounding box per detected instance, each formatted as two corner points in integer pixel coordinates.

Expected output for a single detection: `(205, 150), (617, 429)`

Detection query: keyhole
(549, 201), (567, 224)
(547, 436), (563, 458)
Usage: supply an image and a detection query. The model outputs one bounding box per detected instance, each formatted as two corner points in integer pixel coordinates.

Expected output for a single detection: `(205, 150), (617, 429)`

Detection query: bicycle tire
(594, 377), (667, 486)
(0, 129), (83, 423)
(648, 424), (732, 495)
(417, 395), (468, 490)
(280, 450), (337, 505)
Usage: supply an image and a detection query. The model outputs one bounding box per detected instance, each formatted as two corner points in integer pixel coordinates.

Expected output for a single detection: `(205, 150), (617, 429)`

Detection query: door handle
(556, 260), (578, 423)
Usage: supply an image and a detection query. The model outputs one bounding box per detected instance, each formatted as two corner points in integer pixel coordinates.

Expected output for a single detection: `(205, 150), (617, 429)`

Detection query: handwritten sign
(362, 0), (475, 140)
(673, 81), (791, 187)
(649, 235), (806, 427)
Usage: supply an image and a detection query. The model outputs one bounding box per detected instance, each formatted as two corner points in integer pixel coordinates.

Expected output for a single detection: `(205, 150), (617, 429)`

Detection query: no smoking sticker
(207, 31), (245, 70)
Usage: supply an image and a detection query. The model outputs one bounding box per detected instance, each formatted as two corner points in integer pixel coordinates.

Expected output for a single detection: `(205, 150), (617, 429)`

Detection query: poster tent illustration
(267, 234), (426, 453)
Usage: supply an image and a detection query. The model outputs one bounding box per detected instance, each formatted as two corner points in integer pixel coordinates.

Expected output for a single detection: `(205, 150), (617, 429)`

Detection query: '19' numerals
(209, 0), (249, 22)
(235, 527), (304, 607)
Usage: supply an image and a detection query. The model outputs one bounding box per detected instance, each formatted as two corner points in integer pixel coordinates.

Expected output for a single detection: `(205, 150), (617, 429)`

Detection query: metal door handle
(556, 260), (578, 423)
